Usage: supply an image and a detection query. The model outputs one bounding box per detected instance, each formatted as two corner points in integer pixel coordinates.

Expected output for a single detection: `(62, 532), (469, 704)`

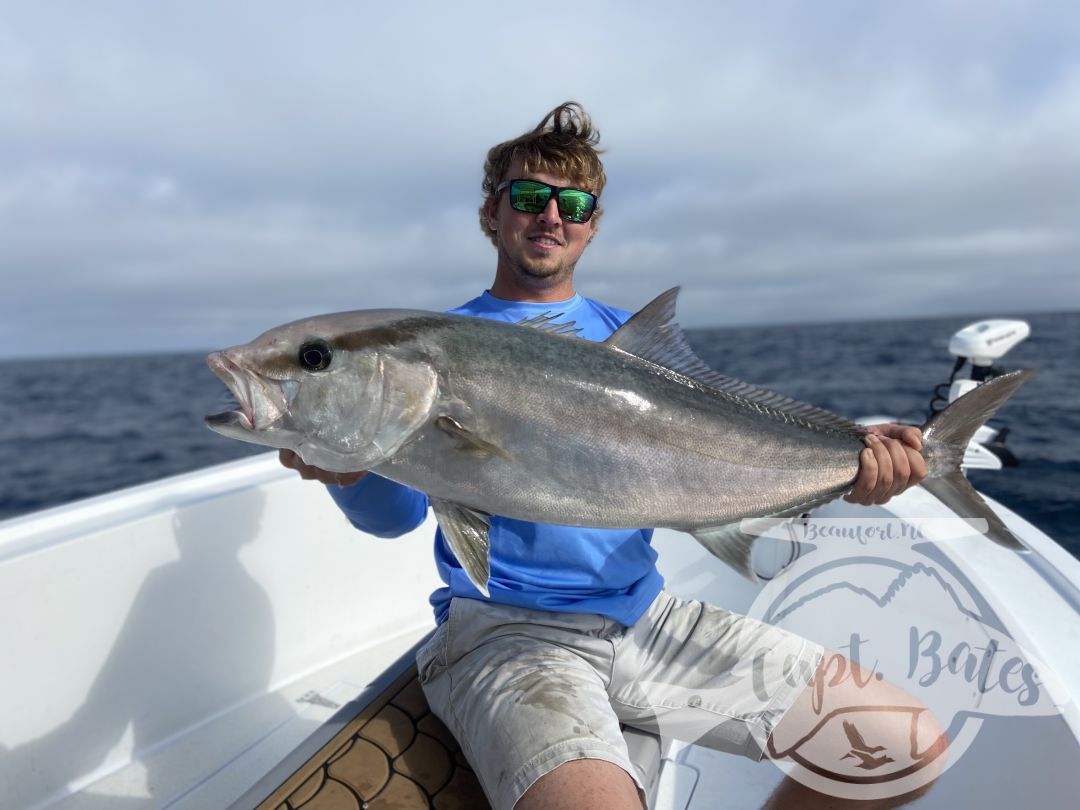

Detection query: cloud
(1, 1), (1077, 356)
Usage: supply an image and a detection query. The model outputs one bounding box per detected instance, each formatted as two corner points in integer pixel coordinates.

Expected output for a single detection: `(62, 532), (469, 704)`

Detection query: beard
(499, 243), (575, 290)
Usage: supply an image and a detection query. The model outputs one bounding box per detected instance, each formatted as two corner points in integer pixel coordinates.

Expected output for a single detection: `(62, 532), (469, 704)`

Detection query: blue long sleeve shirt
(327, 291), (664, 626)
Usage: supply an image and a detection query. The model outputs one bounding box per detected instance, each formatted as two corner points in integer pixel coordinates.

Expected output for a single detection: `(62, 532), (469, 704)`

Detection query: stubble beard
(498, 242), (575, 292)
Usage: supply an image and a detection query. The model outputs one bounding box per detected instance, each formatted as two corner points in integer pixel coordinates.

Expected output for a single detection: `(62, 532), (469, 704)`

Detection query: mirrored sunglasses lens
(510, 181), (552, 213)
(558, 190), (595, 222)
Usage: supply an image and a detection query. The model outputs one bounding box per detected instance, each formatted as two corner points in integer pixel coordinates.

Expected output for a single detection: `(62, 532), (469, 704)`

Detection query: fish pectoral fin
(690, 522), (764, 582)
(435, 415), (513, 460)
(430, 498), (492, 596)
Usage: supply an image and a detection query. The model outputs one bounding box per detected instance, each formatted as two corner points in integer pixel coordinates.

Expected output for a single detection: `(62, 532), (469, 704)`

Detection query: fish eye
(298, 340), (332, 371)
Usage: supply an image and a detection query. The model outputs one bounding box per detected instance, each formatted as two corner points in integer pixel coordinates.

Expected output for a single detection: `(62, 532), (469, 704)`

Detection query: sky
(1, 0), (1078, 358)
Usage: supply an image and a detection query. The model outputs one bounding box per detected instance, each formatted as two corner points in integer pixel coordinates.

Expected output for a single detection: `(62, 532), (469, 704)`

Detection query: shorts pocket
(416, 622), (449, 686)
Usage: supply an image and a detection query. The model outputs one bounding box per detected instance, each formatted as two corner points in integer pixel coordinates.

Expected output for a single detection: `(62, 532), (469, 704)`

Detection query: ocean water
(1, 312), (1076, 559)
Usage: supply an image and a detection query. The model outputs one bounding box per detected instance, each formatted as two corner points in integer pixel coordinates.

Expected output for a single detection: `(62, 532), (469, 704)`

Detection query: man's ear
(483, 197), (498, 231)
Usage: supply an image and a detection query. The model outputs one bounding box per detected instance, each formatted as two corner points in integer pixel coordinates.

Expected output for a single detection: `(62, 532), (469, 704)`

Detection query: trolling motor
(928, 319), (1030, 470)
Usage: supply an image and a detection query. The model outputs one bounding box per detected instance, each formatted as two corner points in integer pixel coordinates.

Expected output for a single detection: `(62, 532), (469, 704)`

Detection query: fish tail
(919, 368), (1036, 550)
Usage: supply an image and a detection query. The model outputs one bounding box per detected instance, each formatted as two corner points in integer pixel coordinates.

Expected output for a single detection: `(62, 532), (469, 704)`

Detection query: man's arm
(844, 424), (928, 505)
(279, 449), (429, 537)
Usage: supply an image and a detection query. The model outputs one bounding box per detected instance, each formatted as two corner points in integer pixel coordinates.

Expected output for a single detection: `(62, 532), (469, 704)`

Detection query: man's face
(486, 160), (597, 295)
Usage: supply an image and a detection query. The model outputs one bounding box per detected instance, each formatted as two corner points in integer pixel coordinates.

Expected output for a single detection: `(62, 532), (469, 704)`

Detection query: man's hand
(844, 424), (927, 506)
(278, 449), (368, 487)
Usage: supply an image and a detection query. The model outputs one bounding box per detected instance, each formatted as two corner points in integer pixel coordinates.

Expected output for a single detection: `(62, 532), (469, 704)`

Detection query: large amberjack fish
(206, 289), (1034, 594)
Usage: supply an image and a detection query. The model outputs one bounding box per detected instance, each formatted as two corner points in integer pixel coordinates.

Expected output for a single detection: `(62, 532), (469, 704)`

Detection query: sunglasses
(495, 179), (598, 224)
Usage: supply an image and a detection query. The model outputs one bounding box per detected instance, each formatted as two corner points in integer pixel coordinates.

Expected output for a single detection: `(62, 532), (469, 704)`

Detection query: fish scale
(387, 321), (857, 527)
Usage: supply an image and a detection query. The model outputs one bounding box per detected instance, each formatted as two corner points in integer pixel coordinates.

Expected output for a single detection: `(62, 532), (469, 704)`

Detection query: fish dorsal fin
(517, 312), (584, 337)
(606, 288), (862, 435)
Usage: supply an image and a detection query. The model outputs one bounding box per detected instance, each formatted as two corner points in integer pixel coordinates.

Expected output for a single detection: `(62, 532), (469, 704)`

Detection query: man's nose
(536, 196), (561, 226)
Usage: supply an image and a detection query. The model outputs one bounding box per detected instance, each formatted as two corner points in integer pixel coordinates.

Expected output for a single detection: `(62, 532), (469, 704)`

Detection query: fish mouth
(205, 351), (289, 432)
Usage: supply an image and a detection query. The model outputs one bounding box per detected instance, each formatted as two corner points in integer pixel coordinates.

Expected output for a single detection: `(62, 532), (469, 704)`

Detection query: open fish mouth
(206, 351), (289, 431)
(206, 386), (247, 429)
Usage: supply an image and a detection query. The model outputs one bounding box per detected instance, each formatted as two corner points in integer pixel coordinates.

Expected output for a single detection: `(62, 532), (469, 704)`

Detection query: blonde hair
(479, 101), (607, 246)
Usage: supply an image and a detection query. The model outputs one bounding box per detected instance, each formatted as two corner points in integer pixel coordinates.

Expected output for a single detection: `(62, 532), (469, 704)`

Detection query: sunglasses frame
(495, 179), (598, 224)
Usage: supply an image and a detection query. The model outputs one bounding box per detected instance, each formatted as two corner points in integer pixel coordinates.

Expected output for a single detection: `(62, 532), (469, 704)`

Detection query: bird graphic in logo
(839, 720), (895, 770)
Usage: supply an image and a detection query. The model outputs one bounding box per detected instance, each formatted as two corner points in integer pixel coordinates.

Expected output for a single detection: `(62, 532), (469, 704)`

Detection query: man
(281, 103), (943, 809)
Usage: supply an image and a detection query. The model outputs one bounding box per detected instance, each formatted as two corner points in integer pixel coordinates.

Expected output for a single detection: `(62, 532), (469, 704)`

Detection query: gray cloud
(1, 1), (1077, 357)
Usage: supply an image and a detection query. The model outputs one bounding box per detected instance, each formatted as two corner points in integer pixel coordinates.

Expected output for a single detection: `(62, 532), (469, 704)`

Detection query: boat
(2, 319), (1078, 809)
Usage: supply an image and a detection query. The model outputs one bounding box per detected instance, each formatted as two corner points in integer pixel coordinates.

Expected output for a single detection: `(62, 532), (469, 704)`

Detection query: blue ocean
(1, 312), (1076, 559)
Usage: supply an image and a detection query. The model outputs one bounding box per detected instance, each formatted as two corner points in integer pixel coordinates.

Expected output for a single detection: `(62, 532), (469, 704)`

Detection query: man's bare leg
(761, 650), (948, 809)
(515, 759), (644, 810)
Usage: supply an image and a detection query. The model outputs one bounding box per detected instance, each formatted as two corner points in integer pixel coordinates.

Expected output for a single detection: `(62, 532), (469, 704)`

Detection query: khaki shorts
(416, 591), (823, 810)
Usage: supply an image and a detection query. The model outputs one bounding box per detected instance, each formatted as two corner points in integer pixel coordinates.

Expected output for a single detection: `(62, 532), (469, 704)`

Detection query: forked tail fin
(919, 369), (1036, 550)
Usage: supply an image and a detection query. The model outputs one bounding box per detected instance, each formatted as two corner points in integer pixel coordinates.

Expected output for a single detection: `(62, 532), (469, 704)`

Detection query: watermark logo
(641, 517), (1068, 801)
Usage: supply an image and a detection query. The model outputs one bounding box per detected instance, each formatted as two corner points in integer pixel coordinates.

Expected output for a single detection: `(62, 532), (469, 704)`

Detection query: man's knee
(767, 650), (950, 792)
(914, 709), (948, 779)
(514, 758), (643, 810)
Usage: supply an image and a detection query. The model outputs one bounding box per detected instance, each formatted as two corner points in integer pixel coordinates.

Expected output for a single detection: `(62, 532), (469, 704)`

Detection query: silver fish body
(206, 289), (1033, 591)
(370, 315), (862, 530)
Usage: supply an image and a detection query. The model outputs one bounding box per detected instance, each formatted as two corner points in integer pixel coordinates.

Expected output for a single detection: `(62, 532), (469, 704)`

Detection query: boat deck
(244, 643), (486, 810)
(5, 454), (1080, 809)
